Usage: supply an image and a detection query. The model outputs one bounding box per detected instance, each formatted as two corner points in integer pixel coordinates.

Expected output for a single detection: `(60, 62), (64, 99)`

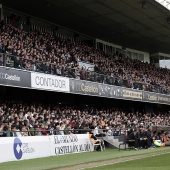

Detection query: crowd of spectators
(0, 101), (170, 137)
(0, 18), (170, 94)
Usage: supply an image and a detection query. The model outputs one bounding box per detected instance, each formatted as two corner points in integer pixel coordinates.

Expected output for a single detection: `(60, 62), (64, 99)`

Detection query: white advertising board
(0, 135), (94, 163)
(49, 134), (94, 156)
(0, 136), (50, 163)
(31, 72), (70, 92)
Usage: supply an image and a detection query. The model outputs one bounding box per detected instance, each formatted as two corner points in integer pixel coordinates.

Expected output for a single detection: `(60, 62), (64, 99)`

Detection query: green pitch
(87, 152), (170, 170)
(0, 148), (170, 170)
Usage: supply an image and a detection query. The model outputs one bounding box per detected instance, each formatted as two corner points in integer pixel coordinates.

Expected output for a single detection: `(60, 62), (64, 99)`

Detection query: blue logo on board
(13, 138), (35, 160)
(13, 138), (23, 160)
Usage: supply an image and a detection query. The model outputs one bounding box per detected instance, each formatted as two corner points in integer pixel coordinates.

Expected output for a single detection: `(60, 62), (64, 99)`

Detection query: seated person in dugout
(146, 127), (152, 148)
(127, 127), (152, 150)
(126, 129), (137, 148)
(89, 130), (101, 151)
(136, 128), (149, 149)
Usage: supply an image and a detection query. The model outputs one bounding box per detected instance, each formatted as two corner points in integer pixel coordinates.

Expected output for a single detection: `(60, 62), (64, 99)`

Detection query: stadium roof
(2, 0), (170, 54)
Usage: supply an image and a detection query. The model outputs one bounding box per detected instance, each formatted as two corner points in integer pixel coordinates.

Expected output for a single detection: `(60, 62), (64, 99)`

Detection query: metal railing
(0, 126), (169, 137)
(0, 126), (170, 137)
(0, 53), (169, 94)
(0, 128), (127, 137)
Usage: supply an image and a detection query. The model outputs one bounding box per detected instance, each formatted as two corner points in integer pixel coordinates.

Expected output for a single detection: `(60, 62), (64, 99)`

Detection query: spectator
(20, 125), (29, 136)
(39, 123), (48, 136)
(126, 129), (138, 150)
(54, 125), (62, 135)
(30, 125), (42, 136)
(7, 125), (17, 137)
(64, 124), (72, 135)
(60, 122), (65, 135)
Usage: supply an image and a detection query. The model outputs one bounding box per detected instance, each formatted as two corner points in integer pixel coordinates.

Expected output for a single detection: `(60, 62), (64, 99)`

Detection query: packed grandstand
(0, 100), (169, 137)
(0, 16), (170, 94)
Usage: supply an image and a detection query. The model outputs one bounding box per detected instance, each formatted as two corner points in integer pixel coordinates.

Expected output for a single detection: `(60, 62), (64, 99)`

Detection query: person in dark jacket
(146, 127), (152, 147)
(126, 128), (138, 149)
(136, 128), (148, 149)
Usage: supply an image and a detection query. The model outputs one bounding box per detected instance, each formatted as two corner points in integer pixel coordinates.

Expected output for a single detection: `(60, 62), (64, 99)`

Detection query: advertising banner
(143, 92), (158, 103)
(143, 92), (170, 104)
(99, 84), (113, 97)
(70, 79), (99, 96)
(69, 79), (170, 105)
(0, 66), (170, 105)
(121, 89), (143, 101)
(99, 85), (143, 101)
(157, 94), (170, 104)
(0, 66), (31, 87)
(49, 134), (94, 156)
(0, 136), (50, 163)
(31, 72), (70, 92)
(0, 135), (94, 163)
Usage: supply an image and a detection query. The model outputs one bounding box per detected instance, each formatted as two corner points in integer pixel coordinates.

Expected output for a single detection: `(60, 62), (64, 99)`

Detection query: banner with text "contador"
(31, 72), (70, 92)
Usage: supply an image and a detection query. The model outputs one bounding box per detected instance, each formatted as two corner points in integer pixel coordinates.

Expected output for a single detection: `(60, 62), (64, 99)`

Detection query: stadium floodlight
(155, 0), (170, 11)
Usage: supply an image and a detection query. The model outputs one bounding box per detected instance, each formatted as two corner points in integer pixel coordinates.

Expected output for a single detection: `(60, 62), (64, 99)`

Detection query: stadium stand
(0, 18), (169, 94)
(1, 1), (170, 165)
(0, 100), (170, 138)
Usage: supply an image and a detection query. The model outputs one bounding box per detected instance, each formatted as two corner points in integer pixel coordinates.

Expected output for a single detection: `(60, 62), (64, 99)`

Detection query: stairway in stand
(103, 136), (128, 149)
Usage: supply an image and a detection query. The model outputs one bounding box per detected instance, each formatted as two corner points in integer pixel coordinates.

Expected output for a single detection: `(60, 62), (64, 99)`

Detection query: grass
(87, 152), (170, 170)
(0, 148), (170, 170)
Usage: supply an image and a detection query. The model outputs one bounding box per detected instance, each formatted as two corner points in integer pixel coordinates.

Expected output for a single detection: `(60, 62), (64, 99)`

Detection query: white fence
(0, 134), (94, 163)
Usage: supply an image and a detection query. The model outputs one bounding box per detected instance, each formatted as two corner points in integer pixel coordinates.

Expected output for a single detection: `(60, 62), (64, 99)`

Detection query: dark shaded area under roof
(1, 0), (170, 54)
